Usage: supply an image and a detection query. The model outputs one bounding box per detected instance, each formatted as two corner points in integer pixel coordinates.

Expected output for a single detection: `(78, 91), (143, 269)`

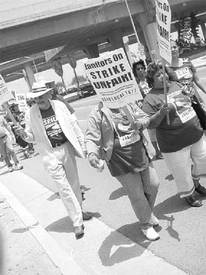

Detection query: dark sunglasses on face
(136, 67), (145, 71)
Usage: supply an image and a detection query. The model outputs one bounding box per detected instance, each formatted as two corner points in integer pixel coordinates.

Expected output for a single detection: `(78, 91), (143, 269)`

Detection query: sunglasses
(136, 67), (145, 71)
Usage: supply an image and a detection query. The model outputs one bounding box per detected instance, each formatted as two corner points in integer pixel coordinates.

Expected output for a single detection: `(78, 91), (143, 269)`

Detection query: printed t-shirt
(107, 109), (149, 177)
(167, 58), (196, 95)
(40, 105), (67, 147)
(142, 82), (203, 153)
(139, 80), (150, 98)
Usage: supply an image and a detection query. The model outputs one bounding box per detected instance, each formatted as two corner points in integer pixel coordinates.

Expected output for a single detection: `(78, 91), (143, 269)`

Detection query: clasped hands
(13, 124), (28, 139)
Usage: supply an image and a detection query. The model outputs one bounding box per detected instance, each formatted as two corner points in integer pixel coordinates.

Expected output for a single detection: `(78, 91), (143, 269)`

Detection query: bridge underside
(0, 0), (206, 83)
(0, 0), (206, 62)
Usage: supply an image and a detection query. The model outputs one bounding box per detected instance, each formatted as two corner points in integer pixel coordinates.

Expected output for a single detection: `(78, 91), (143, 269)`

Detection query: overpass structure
(0, 0), (206, 88)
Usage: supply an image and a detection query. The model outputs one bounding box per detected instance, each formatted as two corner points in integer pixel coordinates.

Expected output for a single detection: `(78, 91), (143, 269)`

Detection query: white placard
(84, 48), (142, 109)
(0, 74), (13, 104)
(156, 0), (172, 64)
(15, 92), (27, 112)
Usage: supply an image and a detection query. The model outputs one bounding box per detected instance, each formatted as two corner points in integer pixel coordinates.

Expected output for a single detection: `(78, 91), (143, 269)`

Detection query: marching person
(133, 60), (163, 159)
(166, 40), (206, 95)
(85, 102), (161, 241)
(142, 62), (206, 207)
(0, 115), (23, 172)
(15, 81), (92, 239)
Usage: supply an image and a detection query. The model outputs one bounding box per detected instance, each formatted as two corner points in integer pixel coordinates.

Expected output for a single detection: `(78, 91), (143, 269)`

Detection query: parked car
(78, 83), (96, 98)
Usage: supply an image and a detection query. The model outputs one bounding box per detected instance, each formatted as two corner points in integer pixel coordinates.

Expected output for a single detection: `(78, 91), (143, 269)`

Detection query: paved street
(1, 64), (206, 274)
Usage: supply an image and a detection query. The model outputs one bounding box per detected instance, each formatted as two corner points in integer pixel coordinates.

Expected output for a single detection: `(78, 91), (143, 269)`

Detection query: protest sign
(155, 0), (171, 64)
(84, 48), (142, 109)
(15, 92), (27, 112)
(0, 74), (13, 105)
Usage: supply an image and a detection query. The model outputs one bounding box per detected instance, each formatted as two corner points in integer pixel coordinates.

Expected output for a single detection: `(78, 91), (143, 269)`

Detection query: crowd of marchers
(3, 40), (206, 241)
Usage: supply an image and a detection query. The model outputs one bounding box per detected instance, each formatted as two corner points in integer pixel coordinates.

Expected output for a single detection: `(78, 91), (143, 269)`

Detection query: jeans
(162, 135), (206, 198)
(116, 164), (159, 227)
(43, 142), (83, 227)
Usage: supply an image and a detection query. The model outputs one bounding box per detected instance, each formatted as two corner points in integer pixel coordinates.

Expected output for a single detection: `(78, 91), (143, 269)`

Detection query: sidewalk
(0, 197), (63, 275)
(0, 164), (188, 275)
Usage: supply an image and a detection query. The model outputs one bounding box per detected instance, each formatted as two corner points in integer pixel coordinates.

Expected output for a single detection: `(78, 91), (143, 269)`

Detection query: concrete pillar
(138, 13), (160, 61)
(108, 30), (124, 50)
(84, 44), (99, 58)
(200, 22), (206, 41)
(23, 62), (35, 91)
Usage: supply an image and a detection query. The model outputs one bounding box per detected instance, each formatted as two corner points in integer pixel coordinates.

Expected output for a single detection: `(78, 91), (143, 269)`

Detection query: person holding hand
(86, 101), (161, 241)
(142, 62), (206, 207)
(15, 81), (92, 239)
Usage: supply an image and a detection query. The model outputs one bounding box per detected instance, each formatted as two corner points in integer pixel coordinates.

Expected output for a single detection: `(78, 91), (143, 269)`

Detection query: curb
(0, 182), (87, 275)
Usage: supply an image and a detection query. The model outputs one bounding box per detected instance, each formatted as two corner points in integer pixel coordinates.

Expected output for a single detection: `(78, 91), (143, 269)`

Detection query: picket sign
(15, 92), (27, 112)
(84, 48), (143, 124)
(0, 74), (17, 125)
(155, 0), (171, 64)
(156, 0), (172, 123)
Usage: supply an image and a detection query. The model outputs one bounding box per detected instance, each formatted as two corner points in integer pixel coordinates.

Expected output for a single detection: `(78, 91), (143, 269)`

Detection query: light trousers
(43, 142), (83, 227)
(162, 135), (206, 198)
(0, 136), (19, 167)
(116, 164), (159, 227)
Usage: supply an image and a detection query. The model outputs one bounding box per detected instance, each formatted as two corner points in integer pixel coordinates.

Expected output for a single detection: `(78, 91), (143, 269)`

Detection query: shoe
(141, 227), (160, 241)
(8, 166), (13, 172)
(13, 164), (23, 171)
(74, 225), (84, 239)
(184, 194), (202, 207)
(152, 217), (160, 228)
(195, 184), (206, 196)
(82, 212), (92, 221)
(156, 153), (164, 160)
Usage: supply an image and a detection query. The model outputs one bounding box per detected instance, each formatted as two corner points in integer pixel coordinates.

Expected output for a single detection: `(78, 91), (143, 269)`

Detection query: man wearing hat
(15, 81), (92, 239)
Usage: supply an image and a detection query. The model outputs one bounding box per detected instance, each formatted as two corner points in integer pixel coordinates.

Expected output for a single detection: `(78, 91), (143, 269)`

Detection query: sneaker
(13, 164), (23, 171)
(195, 184), (206, 196)
(74, 225), (84, 239)
(151, 216), (160, 228)
(141, 227), (160, 241)
(8, 166), (13, 172)
(184, 193), (202, 207)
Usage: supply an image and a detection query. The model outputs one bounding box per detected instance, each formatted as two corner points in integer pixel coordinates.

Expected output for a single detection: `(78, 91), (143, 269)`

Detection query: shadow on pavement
(12, 222), (39, 233)
(109, 187), (127, 200)
(98, 222), (151, 266)
(154, 194), (190, 220)
(47, 193), (60, 201)
(46, 216), (73, 233)
(153, 194), (191, 241)
(165, 174), (174, 181)
(45, 212), (101, 233)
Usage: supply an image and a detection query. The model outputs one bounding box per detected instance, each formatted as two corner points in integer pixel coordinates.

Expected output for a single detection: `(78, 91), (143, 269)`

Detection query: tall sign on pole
(155, 0), (171, 123)
(155, 0), (171, 64)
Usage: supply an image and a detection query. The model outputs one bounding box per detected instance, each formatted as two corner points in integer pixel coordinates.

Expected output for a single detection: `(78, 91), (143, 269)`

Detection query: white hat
(27, 81), (53, 98)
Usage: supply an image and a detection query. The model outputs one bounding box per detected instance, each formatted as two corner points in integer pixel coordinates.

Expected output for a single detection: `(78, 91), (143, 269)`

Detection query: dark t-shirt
(40, 105), (67, 147)
(166, 58), (196, 97)
(107, 110), (149, 177)
(142, 82), (203, 153)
